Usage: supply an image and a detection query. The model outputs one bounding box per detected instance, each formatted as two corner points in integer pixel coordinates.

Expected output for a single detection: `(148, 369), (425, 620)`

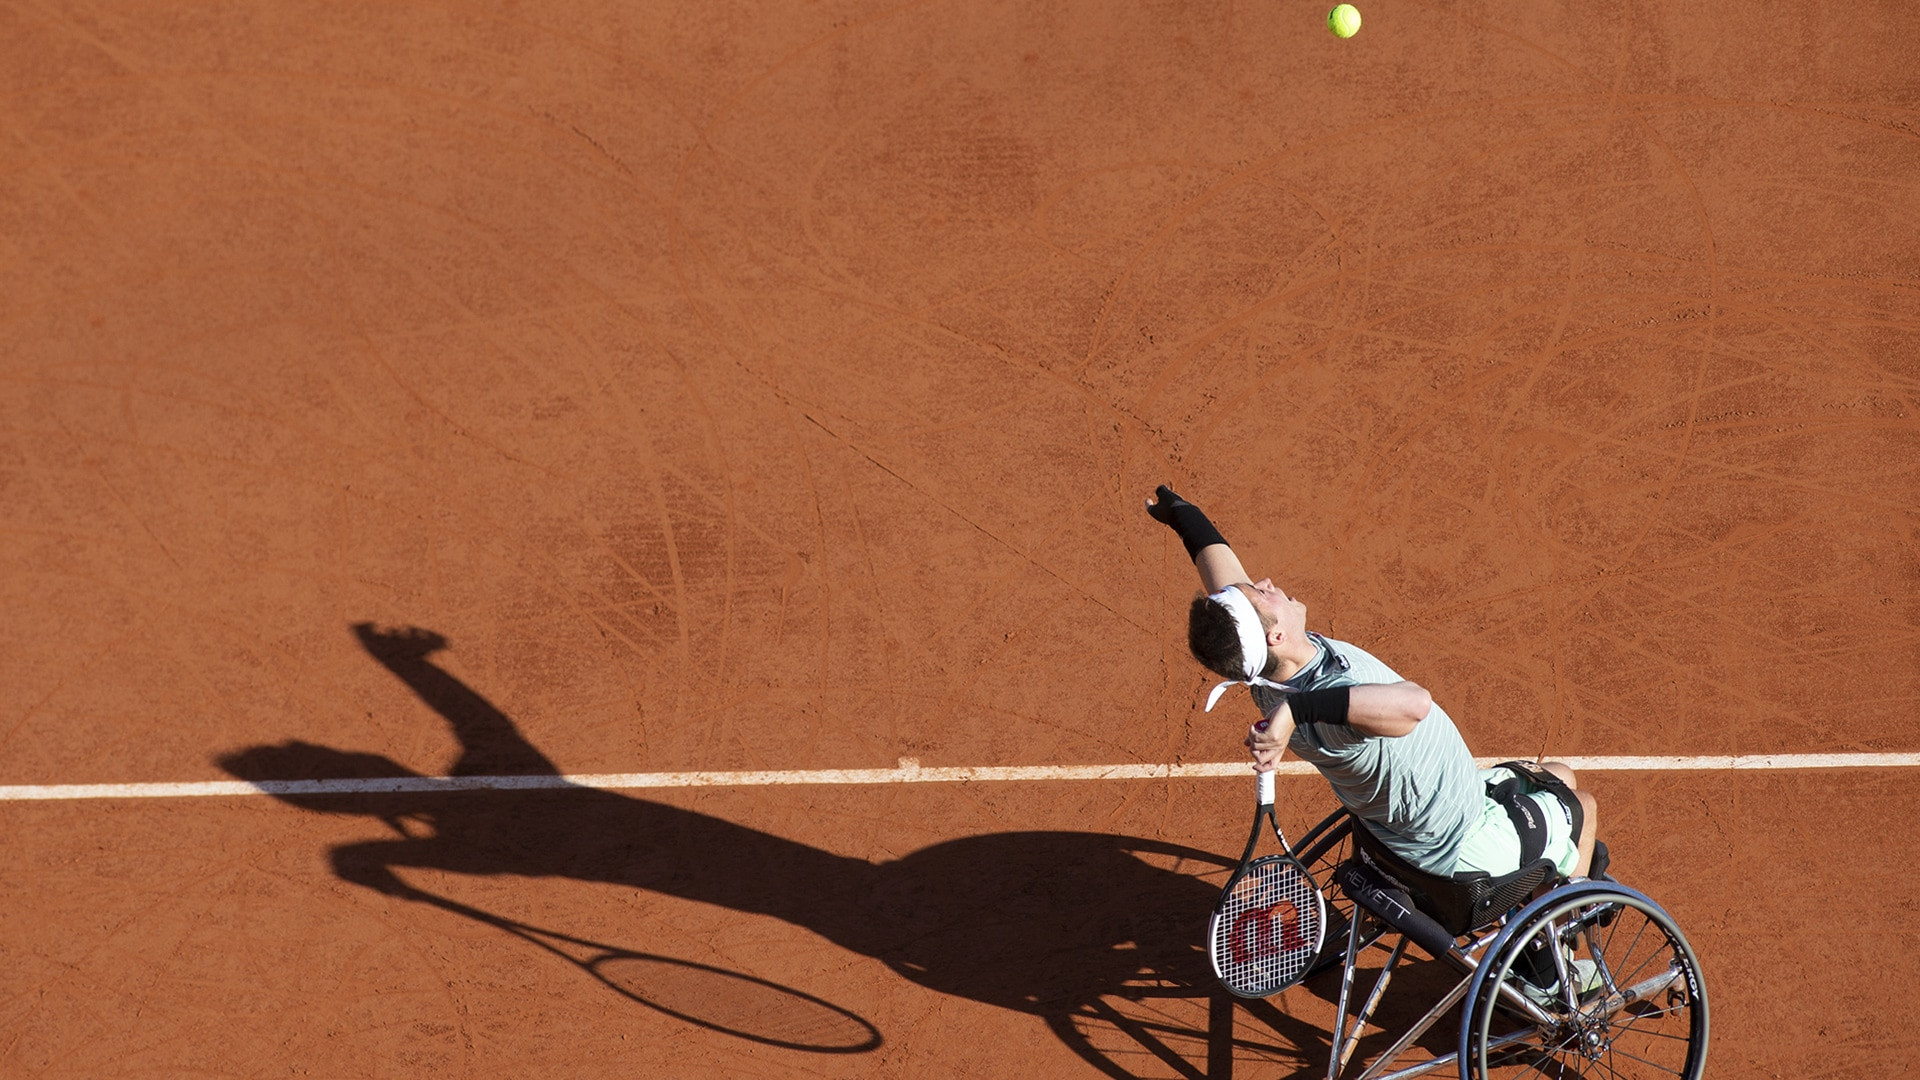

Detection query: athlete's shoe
(1513, 939), (1601, 1009)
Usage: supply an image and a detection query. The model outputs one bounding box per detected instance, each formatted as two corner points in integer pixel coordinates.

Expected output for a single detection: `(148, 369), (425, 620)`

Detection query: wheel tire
(1462, 884), (1708, 1080)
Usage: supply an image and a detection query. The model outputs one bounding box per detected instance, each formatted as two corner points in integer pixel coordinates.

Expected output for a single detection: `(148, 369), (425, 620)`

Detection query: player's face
(1238, 579), (1307, 643)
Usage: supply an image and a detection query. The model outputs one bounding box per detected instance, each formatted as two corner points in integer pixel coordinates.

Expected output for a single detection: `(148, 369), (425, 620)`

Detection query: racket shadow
(215, 623), (1364, 1077)
(416, 889), (882, 1053)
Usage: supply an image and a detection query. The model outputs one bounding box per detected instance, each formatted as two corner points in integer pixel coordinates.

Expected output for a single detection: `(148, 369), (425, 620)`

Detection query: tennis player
(1146, 485), (1598, 885)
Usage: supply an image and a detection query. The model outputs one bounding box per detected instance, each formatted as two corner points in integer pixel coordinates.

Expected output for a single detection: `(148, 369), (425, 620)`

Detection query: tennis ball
(1327, 4), (1361, 38)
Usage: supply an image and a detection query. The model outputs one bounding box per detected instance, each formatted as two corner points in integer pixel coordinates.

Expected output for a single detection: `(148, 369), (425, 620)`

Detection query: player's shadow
(217, 624), (1447, 1078)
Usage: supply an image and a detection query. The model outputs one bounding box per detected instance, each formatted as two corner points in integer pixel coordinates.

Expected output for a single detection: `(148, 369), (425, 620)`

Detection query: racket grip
(1257, 767), (1276, 807)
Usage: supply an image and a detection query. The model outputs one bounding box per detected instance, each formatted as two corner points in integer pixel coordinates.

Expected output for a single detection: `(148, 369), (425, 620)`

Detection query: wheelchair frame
(1286, 808), (1708, 1080)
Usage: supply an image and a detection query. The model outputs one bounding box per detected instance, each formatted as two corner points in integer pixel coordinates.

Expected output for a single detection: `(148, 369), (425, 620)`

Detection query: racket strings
(1211, 857), (1324, 996)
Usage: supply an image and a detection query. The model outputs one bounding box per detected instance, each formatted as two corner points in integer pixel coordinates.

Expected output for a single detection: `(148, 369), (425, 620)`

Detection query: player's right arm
(1145, 485), (1251, 592)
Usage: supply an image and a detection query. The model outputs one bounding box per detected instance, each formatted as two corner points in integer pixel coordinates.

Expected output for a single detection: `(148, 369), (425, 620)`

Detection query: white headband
(1204, 586), (1288, 711)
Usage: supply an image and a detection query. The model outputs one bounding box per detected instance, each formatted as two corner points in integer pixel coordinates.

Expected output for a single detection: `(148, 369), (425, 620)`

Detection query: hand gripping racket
(1208, 748), (1326, 998)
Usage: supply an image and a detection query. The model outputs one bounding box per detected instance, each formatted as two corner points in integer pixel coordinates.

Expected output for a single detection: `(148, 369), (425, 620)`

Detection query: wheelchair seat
(1348, 818), (1557, 937)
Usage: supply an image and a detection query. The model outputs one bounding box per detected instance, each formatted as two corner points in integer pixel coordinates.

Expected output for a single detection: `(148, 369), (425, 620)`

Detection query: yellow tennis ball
(1327, 4), (1361, 38)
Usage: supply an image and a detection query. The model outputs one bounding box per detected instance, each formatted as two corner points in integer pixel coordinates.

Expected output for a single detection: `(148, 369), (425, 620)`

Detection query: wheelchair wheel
(1294, 810), (1383, 977)
(1462, 883), (1707, 1080)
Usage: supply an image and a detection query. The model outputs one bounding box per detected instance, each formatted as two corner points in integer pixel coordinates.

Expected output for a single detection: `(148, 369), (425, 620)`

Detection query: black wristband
(1287, 686), (1350, 727)
(1148, 485), (1228, 561)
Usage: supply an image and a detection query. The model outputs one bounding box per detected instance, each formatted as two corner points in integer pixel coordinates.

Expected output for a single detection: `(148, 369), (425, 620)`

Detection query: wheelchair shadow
(1291, 957), (1471, 1074)
(217, 624), (1439, 1078)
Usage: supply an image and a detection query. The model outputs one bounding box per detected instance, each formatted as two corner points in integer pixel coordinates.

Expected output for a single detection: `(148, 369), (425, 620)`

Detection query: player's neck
(1267, 637), (1319, 683)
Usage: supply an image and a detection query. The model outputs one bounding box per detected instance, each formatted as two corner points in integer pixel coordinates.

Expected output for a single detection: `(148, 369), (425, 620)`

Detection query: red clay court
(4, 2), (1918, 1076)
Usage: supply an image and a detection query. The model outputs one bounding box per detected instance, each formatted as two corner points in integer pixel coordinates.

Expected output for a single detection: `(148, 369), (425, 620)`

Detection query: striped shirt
(1250, 634), (1481, 876)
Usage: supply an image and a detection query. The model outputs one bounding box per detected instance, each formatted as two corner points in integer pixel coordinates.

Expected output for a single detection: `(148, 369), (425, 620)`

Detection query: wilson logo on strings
(1230, 900), (1308, 962)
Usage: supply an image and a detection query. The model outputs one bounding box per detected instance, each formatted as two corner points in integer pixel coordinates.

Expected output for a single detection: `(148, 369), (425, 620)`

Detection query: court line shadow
(217, 624), (1444, 1078)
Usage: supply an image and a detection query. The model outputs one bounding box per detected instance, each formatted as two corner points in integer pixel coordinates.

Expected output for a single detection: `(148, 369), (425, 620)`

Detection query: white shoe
(1519, 955), (1601, 1008)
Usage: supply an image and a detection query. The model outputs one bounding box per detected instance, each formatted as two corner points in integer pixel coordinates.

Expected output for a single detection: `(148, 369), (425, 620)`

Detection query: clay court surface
(5, 1), (1919, 1075)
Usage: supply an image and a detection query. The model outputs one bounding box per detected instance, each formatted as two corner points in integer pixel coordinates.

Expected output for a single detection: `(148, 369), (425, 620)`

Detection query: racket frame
(1207, 768), (1328, 998)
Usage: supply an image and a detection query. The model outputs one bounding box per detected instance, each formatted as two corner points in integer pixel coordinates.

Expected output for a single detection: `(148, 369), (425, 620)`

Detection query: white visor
(1204, 586), (1287, 711)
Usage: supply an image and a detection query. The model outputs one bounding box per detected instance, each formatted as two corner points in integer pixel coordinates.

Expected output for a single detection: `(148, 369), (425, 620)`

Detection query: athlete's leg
(1569, 789), (1596, 878)
(1539, 761), (1596, 878)
(1539, 761), (1577, 789)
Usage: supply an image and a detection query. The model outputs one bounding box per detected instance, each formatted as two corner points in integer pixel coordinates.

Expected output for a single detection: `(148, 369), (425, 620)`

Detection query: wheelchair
(1279, 807), (1708, 1079)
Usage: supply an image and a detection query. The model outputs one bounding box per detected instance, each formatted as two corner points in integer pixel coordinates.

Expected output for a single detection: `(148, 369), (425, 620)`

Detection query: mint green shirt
(1250, 635), (1481, 876)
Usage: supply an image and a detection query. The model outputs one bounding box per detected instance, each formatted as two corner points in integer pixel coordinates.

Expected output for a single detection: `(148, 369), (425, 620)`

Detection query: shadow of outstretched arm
(352, 622), (557, 776)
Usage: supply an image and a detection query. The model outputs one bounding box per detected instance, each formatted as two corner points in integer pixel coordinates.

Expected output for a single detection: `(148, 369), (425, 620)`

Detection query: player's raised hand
(1146, 483), (1228, 561)
(1145, 483), (1193, 524)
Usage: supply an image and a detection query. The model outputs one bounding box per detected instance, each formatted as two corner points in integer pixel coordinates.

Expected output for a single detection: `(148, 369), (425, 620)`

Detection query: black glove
(1146, 484), (1228, 561)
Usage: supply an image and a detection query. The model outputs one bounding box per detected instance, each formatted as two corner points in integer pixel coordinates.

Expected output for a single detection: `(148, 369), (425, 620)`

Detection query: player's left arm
(1339, 681), (1433, 737)
(1145, 485), (1256, 594)
(1247, 681), (1433, 766)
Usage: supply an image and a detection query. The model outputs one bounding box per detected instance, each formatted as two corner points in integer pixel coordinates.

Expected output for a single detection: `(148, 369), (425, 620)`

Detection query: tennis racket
(410, 889), (880, 1053)
(1207, 748), (1326, 998)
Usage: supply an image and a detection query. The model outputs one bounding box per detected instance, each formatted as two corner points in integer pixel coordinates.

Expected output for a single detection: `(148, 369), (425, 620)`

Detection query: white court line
(1, 753), (1916, 801)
